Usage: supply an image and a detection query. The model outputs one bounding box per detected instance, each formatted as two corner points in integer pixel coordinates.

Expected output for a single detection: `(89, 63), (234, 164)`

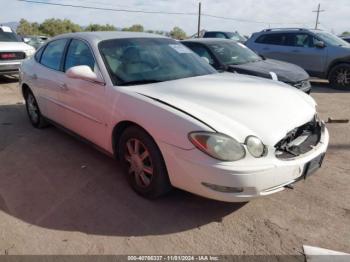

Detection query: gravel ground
(0, 75), (349, 255)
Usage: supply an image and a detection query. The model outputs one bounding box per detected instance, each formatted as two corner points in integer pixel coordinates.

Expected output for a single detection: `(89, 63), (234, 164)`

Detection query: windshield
(316, 31), (349, 47)
(99, 38), (216, 86)
(208, 41), (261, 65)
(0, 29), (20, 42)
(227, 32), (247, 42)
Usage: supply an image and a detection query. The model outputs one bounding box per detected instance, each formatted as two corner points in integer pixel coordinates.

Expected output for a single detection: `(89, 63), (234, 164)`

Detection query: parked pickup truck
(0, 26), (35, 76)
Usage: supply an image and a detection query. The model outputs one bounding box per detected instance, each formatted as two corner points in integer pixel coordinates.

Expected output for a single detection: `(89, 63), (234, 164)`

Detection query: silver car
(246, 28), (350, 90)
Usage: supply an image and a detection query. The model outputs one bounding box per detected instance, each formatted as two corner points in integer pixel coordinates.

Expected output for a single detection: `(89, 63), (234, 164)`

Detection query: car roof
(51, 31), (167, 43)
(182, 38), (236, 44)
(204, 31), (236, 34)
(257, 28), (323, 34)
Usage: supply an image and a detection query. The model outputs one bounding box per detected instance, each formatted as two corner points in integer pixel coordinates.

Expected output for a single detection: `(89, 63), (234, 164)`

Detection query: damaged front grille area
(293, 80), (311, 89)
(275, 116), (323, 159)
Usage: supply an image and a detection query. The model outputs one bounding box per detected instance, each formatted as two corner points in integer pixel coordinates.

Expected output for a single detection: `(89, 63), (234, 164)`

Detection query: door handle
(292, 50), (300, 53)
(31, 74), (37, 80)
(59, 83), (69, 91)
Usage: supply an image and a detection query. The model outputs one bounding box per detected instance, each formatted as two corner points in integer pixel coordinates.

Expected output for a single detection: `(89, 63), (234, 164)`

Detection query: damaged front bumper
(158, 121), (329, 202)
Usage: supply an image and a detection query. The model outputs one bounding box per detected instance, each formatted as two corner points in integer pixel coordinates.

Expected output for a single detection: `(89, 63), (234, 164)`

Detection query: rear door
(34, 38), (69, 124)
(252, 33), (287, 59)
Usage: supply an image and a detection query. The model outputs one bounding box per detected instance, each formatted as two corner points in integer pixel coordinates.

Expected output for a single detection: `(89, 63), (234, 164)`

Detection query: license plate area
(303, 153), (325, 179)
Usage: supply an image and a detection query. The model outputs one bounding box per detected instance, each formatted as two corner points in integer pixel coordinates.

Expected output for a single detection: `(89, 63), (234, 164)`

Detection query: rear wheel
(24, 90), (48, 128)
(118, 126), (172, 199)
(328, 63), (350, 90)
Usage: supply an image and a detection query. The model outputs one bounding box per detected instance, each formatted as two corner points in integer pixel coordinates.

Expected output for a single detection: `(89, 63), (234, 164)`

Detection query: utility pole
(313, 3), (325, 30)
(197, 2), (201, 38)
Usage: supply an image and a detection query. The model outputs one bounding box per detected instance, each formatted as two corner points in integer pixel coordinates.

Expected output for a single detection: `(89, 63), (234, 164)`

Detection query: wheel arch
(112, 120), (159, 159)
(21, 83), (31, 98)
(327, 59), (350, 78)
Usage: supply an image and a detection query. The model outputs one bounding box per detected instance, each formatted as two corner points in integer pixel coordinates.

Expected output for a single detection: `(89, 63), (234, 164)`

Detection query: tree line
(16, 19), (187, 39)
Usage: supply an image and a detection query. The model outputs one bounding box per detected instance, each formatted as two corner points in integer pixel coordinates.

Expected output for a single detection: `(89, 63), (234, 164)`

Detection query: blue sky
(1, 0), (349, 35)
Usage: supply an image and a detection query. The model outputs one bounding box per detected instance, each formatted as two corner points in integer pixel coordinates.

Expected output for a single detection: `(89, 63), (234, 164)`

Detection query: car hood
(228, 59), (309, 83)
(131, 73), (316, 145)
(0, 41), (33, 51)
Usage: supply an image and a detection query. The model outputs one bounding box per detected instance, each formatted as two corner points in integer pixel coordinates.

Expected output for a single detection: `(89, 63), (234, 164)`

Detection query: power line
(201, 13), (306, 25)
(17, 0), (310, 26)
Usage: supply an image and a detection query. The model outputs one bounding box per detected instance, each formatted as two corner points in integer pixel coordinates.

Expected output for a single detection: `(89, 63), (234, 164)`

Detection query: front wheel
(328, 63), (350, 90)
(118, 126), (172, 199)
(24, 90), (49, 128)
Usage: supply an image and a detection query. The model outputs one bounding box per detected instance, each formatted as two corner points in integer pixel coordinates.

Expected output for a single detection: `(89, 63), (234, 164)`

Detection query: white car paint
(0, 26), (35, 75)
(0, 41), (34, 52)
(20, 32), (329, 202)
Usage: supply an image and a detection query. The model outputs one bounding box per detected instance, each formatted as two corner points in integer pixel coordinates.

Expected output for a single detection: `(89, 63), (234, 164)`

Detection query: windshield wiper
(119, 79), (163, 86)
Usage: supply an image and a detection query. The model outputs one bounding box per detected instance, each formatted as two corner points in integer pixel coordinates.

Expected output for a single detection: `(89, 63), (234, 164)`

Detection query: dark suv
(246, 28), (350, 90)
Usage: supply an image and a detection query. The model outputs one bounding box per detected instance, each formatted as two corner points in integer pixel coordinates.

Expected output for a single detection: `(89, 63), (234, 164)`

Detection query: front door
(59, 39), (108, 149)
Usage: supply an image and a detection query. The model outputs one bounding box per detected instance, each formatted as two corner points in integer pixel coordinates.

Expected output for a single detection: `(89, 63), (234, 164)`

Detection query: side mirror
(66, 65), (104, 84)
(201, 56), (210, 64)
(259, 54), (266, 60)
(315, 41), (325, 48)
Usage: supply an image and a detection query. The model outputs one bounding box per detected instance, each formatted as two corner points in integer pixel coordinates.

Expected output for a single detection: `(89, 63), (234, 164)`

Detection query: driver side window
(65, 39), (96, 72)
(188, 44), (215, 65)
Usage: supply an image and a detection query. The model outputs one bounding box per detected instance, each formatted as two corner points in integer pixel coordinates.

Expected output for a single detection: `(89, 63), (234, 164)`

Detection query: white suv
(0, 26), (35, 75)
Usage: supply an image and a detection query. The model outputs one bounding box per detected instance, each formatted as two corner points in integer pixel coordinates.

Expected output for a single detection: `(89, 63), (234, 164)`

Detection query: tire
(24, 89), (49, 128)
(118, 126), (172, 199)
(328, 63), (350, 90)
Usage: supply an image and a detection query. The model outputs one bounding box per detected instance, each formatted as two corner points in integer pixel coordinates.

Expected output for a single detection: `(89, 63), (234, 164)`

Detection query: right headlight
(245, 136), (266, 158)
(189, 132), (246, 161)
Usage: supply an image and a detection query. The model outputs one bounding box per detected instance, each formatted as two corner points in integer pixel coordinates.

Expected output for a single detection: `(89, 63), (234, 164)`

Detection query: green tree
(341, 31), (350, 36)
(39, 19), (82, 37)
(170, 26), (187, 40)
(16, 19), (40, 36)
(85, 23), (116, 32)
(122, 24), (144, 32)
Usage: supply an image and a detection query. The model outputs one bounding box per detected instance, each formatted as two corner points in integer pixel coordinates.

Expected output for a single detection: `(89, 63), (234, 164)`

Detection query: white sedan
(20, 32), (329, 202)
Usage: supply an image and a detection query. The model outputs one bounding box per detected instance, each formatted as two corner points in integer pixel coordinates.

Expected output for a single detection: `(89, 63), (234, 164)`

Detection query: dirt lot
(0, 75), (349, 255)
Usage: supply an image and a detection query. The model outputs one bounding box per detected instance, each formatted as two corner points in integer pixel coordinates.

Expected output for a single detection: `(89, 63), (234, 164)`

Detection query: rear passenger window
(204, 32), (216, 38)
(283, 33), (312, 47)
(215, 33), (227, 39)
(34, 46), (45, 62)
(40, 39), (68, 71)
(256, 34), (285, 45)
(64, 39), (96, 72)
(204, 32), (226, 38)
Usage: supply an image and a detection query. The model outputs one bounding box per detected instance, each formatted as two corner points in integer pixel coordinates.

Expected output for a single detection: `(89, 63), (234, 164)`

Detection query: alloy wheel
(26, 93), (39, 123)
(124, 138), (154, 188)
(335, 68), (350, 86)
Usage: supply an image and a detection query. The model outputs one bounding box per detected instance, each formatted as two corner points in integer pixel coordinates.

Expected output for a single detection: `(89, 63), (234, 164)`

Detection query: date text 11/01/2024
(127, 256), (220, 261)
